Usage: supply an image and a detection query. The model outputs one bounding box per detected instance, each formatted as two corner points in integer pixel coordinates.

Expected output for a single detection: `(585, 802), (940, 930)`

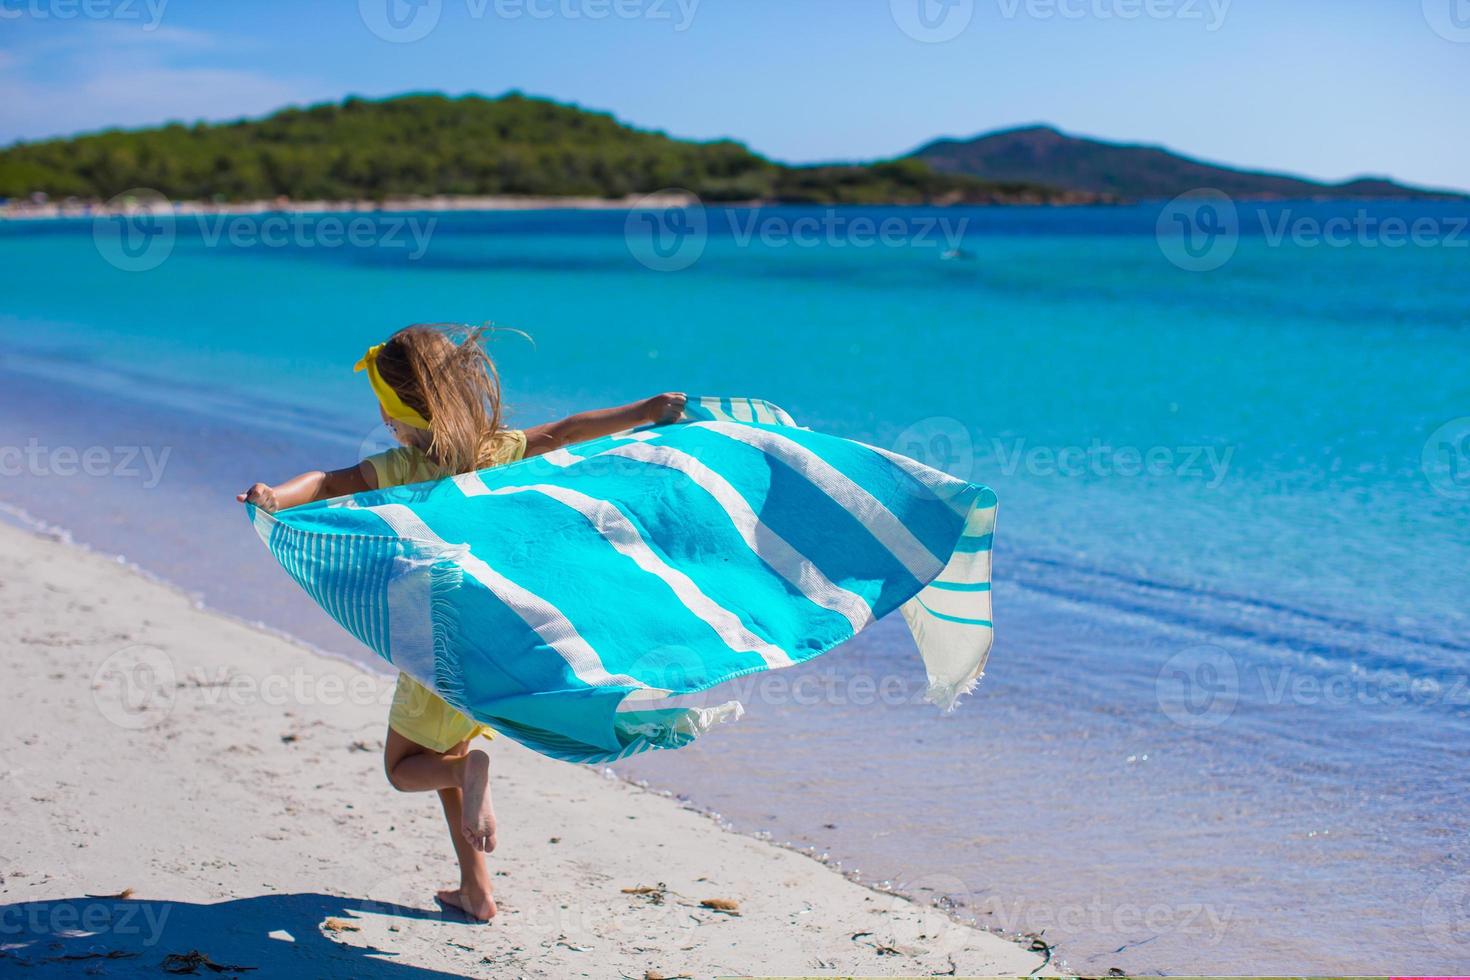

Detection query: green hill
(912, 124), (1462, 201)
(0, 93), (1077, 206)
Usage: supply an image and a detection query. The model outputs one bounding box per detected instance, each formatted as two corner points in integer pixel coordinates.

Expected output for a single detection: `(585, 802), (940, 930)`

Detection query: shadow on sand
(0, 891), (486, 977)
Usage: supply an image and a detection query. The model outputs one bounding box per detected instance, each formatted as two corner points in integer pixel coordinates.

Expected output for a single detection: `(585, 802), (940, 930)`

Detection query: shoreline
(0, 190), (1111, 221)
(0, 193), (701, 221)
(0, 519), (1049, 978)
(7, 190), (1464, 221)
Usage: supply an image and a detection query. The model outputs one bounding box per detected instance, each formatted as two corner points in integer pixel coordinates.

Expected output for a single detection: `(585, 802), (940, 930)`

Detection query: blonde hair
(373, 324), (507, 475)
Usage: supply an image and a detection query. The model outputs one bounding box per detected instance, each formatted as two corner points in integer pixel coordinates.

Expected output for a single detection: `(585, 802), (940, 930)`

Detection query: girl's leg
(382, 728), (497, 850)
(383, 728), (498, 921)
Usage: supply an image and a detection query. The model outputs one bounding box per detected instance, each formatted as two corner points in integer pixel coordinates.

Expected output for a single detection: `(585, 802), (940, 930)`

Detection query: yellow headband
(354, 344), (432, 430)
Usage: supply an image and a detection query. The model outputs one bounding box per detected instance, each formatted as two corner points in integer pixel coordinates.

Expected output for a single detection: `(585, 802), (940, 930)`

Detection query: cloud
(0, 22), (317, 142)
(5, 70), (306, 140)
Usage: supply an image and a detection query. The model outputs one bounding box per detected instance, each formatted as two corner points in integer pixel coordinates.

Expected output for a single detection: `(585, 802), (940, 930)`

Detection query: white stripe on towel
(693, 422), (943, 582)
(698, 396), (733, 421)
(861, 443), (973, 515)
(602, 441), (873, 634)
(456, 478), (793, 669)
(365, 502), (650, 690)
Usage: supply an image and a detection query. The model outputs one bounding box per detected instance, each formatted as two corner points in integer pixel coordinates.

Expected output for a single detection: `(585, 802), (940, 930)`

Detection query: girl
(237, 324), (685, 921)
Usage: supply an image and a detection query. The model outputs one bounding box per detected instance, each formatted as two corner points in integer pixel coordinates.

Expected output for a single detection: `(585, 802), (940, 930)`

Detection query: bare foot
(460, 748), (496, 853)
(435, 885), (496, 922)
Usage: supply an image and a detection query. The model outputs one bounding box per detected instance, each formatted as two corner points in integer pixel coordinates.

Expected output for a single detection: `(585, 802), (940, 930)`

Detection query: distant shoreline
(0, 193), (698, 220)
(9, 189), (1466, 223)
(0, 189), (1113, 220)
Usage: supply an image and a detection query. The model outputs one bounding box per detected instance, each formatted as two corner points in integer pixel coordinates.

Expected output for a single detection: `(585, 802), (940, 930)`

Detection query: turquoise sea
(1, 203), (1467, 973)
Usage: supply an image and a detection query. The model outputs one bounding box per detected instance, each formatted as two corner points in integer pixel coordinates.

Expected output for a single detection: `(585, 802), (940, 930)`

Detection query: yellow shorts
(388, 673), (496, 754)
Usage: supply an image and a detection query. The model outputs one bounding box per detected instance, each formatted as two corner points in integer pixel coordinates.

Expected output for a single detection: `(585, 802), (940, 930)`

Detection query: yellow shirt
(367, 428), (525, 752)
(364, 428), (527, 489)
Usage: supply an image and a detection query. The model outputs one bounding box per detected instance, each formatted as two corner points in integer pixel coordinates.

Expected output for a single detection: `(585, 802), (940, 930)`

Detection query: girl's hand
(644, 392), (687, 425)
(236, 483), (280, 512)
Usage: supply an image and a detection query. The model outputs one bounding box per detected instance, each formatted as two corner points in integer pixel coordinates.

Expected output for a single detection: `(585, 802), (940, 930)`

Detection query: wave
(1003, 549), (1470, 682)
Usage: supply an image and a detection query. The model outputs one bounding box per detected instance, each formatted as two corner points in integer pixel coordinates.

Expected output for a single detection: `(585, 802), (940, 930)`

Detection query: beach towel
(247, 397), (997, 763)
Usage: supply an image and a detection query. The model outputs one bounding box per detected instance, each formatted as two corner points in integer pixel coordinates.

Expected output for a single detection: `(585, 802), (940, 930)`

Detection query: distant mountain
(912, 125), (1461, 201)
(0, 93), (1087, 207)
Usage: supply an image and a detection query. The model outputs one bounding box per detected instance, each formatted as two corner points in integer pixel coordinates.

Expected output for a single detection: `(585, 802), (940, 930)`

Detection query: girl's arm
(236, 463), (375, 513)
(524, 392), (686, 458)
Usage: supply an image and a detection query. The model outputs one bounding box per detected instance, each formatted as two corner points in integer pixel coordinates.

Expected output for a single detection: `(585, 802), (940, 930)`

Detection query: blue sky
(1, 0), (1465, 191)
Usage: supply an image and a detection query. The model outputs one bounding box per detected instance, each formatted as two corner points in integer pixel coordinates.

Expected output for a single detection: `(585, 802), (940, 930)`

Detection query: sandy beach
(0, 520), (1046, 979)
(0, 193), (705, 221)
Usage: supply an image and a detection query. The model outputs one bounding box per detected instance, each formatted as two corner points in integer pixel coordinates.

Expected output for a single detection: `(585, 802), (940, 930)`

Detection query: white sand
(0, 193), (702, 221)
(0, 522), (1044, 979)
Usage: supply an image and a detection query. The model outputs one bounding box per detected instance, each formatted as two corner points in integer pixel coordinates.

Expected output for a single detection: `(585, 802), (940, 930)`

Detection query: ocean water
(1, 203), (1467, 974)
